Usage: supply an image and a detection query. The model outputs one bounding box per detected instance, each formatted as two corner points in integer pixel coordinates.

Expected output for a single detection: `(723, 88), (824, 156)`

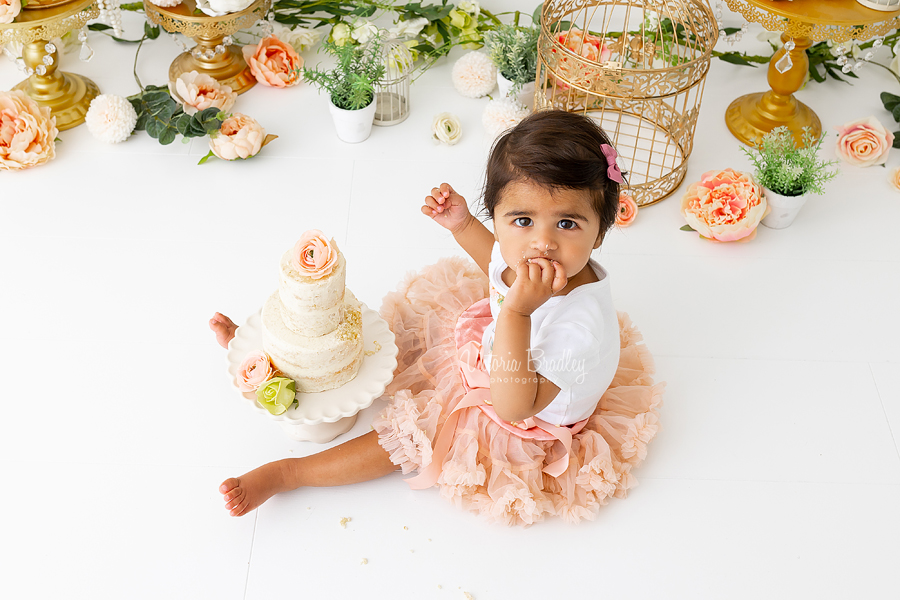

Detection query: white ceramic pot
(855, 0), (900, 12)
(761, 188), (809, 229)
(497, 72), (535, 109)
(328, 96), (377, 143)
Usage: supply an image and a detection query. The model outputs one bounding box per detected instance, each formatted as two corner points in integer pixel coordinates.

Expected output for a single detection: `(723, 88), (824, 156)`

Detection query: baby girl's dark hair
(482, 110), (623, 238)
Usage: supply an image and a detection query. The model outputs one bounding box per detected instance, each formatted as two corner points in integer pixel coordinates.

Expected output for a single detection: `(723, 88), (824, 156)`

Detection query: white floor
(2, 5), (900, 599)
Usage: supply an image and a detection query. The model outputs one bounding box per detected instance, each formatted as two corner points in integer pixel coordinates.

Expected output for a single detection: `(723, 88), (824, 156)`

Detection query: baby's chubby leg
(209, 312), (237, 348)
(219, 431), (399, 516)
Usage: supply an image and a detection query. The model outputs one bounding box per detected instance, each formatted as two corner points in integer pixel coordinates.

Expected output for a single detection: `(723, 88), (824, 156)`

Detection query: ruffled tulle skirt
(373, 257), (664, 526)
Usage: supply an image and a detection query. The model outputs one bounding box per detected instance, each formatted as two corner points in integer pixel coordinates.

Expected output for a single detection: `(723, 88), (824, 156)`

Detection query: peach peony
(0, 0), (20, 24)
(835, 116), (894, 167)
(208, 113), (265, 160)
(0, 90), (58, 171)
(237, 351), (275, 392)
(170, 71), (236, 116)
(291, 230), (339, 279)
(242, 36), (303, 88)
(616, 191), (638, 227)
(681, 168), (767, 242)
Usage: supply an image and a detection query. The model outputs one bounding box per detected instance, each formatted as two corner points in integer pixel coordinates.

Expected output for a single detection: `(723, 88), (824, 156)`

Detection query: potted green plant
(741, 126), (839, 229)
(302, 35), (386, 143)
(483, 18), (538, 106)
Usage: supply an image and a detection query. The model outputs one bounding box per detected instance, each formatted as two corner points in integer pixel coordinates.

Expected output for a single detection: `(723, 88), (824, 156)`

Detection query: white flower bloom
(271, 23), (323, 53)
(452, 51), (496, 98)
(458, 0), (479, 16)
(891, 51), (900, 81)
(331, 23), (352, 46)
(389, 17), (429, 39)
(85, 94), (137, 144)
(829, 40), (852, 57)
(432, 112), (462, 145)
(482, 97), (529, 138)
(351, 20), (379, 44)
(756, 30), (782, 46)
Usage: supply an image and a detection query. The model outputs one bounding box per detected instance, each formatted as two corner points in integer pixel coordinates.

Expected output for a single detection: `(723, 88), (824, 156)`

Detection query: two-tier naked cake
(261, 231), (364, 393)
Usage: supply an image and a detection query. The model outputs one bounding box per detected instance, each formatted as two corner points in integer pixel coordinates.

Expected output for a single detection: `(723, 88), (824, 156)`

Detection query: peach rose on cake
(169, 71), (237, 116)
(0, 0), (21, 24)
(291, 230), (339, 279)
(681, 168), (767, 242)
(1, 90), (58, 171)
(242, 36), (303, 88)
(237, 351), (276, 393)
(835, 116), (894, 167)
(616, 190), (638, 227)
(208, 113), (266, 160)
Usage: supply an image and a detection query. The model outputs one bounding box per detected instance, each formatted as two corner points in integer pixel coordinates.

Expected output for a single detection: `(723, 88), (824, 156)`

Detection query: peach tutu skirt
(373, 257), (664, 526)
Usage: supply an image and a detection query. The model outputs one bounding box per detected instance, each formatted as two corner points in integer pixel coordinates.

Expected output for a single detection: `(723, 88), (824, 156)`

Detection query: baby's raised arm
(421, 183), (494, 275)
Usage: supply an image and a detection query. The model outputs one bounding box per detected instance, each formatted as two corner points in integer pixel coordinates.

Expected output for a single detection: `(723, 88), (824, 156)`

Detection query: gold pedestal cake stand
(0, 0), (100, 130)
(724, 0), (900, 146)
(143, 0), (271, 95)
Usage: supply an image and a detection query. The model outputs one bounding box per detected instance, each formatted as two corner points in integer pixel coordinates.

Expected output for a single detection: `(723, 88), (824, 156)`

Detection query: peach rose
(1, 90), (58, 171)
(169, 71), (236, 116)
(291, 230), (338, 279)
(0, 0), (21, 25)
(208, 113), (265, 160)
(616, 191), (638, 227)
(891, 167), (900, 192)
(237, 351), (275, 392)
(835, 116), (894, 167)
(242, 36), (303, 88)
(557, 28), (611, 63)
(681, 168), (767, 242)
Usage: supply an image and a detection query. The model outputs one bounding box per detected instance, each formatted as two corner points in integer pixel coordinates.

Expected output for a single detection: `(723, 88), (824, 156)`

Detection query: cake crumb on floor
(360, 558), (368, 565)
(463, 593), (474, 600)
(339, 517), (351, 528)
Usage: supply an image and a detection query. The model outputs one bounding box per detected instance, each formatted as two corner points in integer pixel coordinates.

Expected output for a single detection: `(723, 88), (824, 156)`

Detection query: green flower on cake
(256, 377), (296, 415)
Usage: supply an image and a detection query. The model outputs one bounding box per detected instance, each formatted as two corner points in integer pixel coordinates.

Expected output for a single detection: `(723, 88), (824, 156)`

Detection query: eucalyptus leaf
(893, 104), (900, 123)
(893, 134), (900, 149)
(145, 118), (166, 138)
(144, 22), (160, 40)
(174, 113), (192, 136)
(881, 92), (900, 113)
(158, 127), (178, 145)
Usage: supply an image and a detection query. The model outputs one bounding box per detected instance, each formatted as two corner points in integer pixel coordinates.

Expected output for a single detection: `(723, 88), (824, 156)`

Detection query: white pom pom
(85, 94), (138, 144)
(452, 51), (497, 99)
(481, 97), (529, 138)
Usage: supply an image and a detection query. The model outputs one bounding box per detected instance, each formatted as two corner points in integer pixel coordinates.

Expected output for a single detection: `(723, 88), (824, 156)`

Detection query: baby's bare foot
(219, 462), (286, 517)
(209, 312), (237, 348)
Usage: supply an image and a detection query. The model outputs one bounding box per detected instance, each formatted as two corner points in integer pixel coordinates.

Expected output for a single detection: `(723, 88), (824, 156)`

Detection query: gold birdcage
(374, 38), (414, 126)
(536, 0), (717, 206)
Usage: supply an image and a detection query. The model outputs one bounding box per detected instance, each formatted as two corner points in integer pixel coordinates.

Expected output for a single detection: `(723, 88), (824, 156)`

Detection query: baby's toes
(225, 489), (245, 512)
(219, 477), (241, 495)
(231, 496), (251, 517)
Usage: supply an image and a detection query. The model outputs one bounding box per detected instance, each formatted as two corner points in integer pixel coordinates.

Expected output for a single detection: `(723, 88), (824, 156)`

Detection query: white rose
(351, 20), (379, 44)
(432, 113), (462, 145)
(458, 0), (479, 16)
(389, 17), (429, 39)
(271, 23), (322, 53)
(331, 23), (351, 46)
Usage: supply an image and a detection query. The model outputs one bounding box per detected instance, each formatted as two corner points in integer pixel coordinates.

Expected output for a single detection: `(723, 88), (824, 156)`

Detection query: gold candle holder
(143, 0), (271, 95)
(0, 0), (100, 130)
(724, 0), (900, 147)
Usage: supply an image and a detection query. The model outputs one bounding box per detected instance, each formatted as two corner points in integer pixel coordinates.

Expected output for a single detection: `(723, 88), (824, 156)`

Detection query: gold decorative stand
(724, 0), (900, 146)
(143, 0), (271, 94)
(0, 0), (100, 130)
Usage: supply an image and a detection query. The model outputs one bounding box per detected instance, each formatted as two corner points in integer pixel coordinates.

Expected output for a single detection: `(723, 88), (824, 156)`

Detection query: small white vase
(328, 97), (377, 144)
(761, 188), (809, 229)
(497, 72), (535, 109)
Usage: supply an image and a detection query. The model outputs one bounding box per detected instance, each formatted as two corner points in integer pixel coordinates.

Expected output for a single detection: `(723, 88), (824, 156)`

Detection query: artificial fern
(741, 127), (838, 196)
(303, 38), (386, 111)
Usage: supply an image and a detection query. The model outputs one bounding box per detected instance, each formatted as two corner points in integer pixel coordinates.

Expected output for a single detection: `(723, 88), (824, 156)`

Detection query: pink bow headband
(600, 143), (624, 184)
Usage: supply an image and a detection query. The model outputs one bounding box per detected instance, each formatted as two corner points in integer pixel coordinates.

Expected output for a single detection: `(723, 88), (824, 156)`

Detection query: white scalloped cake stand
(226, 305), (398, 443)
